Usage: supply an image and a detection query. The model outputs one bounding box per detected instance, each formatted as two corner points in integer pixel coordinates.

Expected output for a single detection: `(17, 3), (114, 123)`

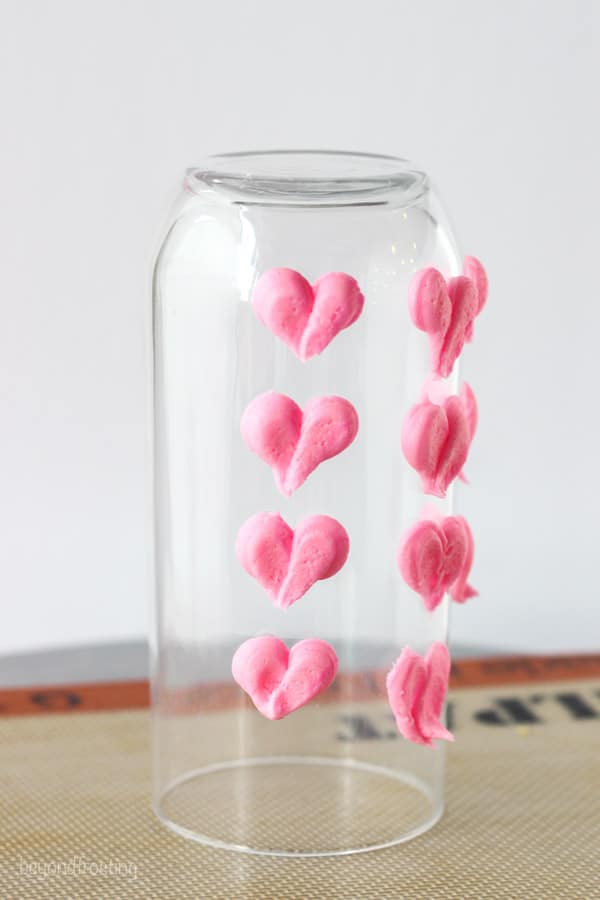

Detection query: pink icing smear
(398, 515), (477, 611)
(232, 636), (338, 720)
(236, 512), (349, 609)
(408, 257), (487, 377)
(386, 643), (454, 746)
(241, 391), (358, 496)
(252, 268), (364, 361)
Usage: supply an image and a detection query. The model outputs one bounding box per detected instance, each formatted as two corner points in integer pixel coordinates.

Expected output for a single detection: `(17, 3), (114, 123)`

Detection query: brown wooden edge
(0, 653), (598, 718)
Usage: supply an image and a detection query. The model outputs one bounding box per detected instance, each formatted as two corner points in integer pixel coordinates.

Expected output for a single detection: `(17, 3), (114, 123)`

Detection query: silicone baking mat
(1, 655), (599, 899)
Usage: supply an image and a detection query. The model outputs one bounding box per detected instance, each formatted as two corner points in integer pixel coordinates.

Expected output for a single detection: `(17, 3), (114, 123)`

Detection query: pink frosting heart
(236, 512), (349, 609)
(252, 268), (364, 361)
(419, 379), (477, 484)
(398, 515), (477, 611)
(386, 643), (454, 746)
(439, 276), (478, 377)
(232, 636), (338, 720)
(408, 259), (487, 377)
(241, 391), (359, 496)
(401, 393), (471, 497)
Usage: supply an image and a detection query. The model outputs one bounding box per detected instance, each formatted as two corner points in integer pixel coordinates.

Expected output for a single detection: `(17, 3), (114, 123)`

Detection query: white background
(1, 0), (599, 655)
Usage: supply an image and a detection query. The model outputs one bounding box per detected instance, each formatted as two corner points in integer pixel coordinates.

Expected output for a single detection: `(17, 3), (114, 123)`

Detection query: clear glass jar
(151, 151), (464, 856)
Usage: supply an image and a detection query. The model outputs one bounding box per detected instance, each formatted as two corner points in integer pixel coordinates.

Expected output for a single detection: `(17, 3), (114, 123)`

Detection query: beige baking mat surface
(1, 677), (599, 900)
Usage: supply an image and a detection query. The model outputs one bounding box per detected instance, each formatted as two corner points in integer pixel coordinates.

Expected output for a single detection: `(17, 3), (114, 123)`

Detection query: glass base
(156, 756), (442, 857)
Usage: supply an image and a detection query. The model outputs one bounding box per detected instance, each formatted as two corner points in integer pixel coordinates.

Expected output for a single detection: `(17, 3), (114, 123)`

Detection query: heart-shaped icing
(409, 259), (487, 376)
(420, 379), (477, 484)
(439, 276), (478, 376)
(236, 512), (349, 609)
(401, 393), (472, 497)
(252, 268), (364, 360)
(241, 391), (359, 496)
(232, 636), (338, 720)
(398, 515), (477, 611)
(386, 643), (453, 746)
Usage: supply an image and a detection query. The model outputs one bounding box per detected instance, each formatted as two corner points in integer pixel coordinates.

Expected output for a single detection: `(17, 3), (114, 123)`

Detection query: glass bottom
(156, 756), (442, 857)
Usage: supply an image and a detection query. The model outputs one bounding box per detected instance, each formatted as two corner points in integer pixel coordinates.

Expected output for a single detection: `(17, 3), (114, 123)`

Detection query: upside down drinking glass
(151, 151), (486, 856)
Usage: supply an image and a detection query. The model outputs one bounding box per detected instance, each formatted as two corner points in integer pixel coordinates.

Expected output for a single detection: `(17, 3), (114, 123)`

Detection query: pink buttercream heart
(386, 643), (454, 746)
(401, 392), (472, 497)
(398, 515), (477, 611)
(232, 636), (338, 720)
(252, 268), (365, 360)
(409, 259), (487, 377)
(241, 391), (359, 496)
(236, 512), (349, 609)
(419, 379), (477, 484)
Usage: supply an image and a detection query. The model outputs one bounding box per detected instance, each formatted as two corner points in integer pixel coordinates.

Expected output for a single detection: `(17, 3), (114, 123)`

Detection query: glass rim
(185, 150), (429, 205)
